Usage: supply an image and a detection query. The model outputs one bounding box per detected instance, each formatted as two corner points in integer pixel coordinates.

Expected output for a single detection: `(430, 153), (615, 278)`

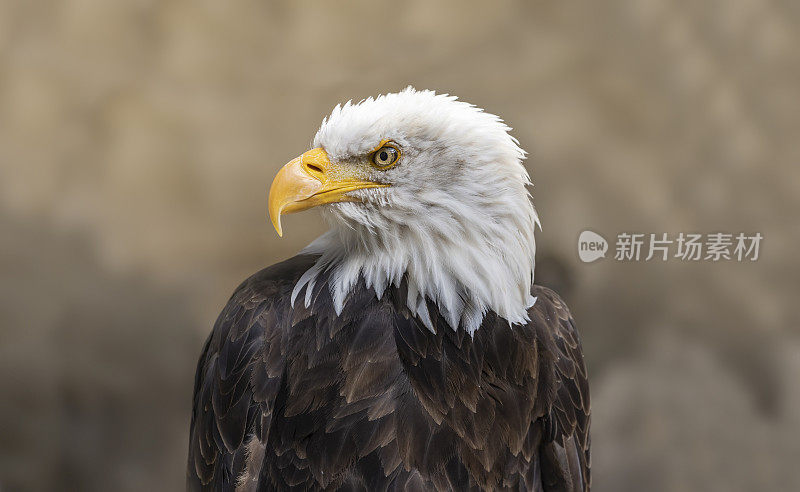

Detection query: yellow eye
(372, 144), (400, 169)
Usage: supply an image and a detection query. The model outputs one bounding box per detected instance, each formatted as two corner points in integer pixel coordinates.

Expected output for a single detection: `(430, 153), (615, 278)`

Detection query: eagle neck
(291, 214), (537, 335)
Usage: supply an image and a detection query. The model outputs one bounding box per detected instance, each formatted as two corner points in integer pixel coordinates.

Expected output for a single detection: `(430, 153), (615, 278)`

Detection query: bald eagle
(187, 89), (590, 491)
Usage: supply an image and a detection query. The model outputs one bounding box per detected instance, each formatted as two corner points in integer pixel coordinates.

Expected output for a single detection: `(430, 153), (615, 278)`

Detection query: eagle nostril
(306, 163), (323, 175)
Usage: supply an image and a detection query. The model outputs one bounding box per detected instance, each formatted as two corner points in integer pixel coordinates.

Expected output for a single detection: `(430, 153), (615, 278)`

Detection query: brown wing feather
(186, 256), (315, 491)
(530, 286), (591, 491)
(388, 283), (590, 491)
(188, 257), (590, 491)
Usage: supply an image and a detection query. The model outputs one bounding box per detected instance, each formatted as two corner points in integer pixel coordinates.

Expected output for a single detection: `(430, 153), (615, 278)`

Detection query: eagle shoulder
(186, 255), (316, 490)
(387, 283), (590, 491)
(529, 285), (591, 492)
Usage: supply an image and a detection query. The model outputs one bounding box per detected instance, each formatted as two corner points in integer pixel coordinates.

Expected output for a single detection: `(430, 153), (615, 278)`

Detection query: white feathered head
(269, 88), (539, 334)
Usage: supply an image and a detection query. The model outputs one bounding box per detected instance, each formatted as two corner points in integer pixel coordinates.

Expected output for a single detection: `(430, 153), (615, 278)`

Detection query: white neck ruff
(291, 203), (538, 335)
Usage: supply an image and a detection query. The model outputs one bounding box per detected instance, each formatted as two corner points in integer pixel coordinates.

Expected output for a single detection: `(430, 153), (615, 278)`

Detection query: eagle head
(268, 88), (539, 334)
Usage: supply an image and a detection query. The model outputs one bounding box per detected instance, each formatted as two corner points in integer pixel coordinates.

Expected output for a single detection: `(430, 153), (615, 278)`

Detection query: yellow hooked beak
(268, 148), (388, 236)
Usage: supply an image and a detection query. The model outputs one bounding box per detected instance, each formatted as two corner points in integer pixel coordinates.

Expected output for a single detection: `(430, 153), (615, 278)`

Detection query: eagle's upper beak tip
(269, 209), (284, 237)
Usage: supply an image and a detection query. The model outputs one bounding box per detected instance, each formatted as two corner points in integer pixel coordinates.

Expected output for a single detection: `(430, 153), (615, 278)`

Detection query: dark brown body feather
(187, 255), (590, 491)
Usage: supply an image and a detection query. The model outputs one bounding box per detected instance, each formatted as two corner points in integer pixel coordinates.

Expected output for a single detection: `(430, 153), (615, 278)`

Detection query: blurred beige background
(1, 1), (798, 491)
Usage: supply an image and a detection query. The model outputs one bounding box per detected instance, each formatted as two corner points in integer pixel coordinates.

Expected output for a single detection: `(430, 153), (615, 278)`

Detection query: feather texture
(187, 255), (590, 491)
(294, 88), (540, 335)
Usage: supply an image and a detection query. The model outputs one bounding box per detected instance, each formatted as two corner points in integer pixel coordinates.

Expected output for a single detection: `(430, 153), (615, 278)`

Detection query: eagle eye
(371, 144), (400, 169)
